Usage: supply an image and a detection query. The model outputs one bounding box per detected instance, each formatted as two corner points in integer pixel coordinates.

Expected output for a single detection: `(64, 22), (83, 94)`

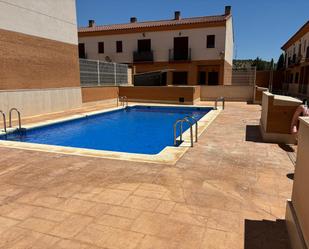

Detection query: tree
(270, 59), (274, 70)
(276, 53), (285, 70)
(252, 57), (266, 71)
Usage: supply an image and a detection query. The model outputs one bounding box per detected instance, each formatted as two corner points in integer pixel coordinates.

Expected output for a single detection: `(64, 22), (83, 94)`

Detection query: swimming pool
(0, 106), (212, 155)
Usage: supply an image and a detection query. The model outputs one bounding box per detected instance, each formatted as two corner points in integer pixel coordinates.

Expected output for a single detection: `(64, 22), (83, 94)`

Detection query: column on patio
(286, 117), (309, 249)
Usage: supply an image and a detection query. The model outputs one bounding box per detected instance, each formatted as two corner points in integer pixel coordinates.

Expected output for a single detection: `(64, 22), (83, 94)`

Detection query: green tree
(252, 57), (266, 70)
(270, 59), (274, 70)
(276, 53), (285, 70)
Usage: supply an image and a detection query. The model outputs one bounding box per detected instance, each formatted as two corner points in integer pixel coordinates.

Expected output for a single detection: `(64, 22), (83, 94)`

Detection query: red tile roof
(78, 14), (230, 33)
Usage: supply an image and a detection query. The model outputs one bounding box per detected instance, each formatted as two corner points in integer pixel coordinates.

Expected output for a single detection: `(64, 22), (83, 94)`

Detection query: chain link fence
(80, 59), (129, 86)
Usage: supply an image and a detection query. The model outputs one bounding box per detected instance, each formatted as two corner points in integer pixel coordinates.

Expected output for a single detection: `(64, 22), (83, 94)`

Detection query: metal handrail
(122, 96), (129, 107)
(173, 118), (194, 147)
(9, 108), (21, 130)
(184, 116), (198, 142)
(215, 97), (225, 110)
(117, 96), (129, 108)
(0, 111), (6, 133)
(174, 119), (184, 145)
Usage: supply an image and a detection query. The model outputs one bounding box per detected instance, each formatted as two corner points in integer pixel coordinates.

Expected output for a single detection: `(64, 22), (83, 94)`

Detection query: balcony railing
(169, 48), (191, 62)
(133, 51), (154, 63)
(288, 54), (303, 67)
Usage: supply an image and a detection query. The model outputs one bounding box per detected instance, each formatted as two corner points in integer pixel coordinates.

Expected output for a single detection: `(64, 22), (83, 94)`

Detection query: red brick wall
(0, 28), (80, 90)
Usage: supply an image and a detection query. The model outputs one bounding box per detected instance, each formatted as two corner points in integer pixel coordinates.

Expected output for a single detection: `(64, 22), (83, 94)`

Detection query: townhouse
(78, 6), (234, 86)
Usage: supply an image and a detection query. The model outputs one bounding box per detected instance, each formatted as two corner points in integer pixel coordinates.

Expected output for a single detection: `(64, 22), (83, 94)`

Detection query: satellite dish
(105, 56), (112, 62)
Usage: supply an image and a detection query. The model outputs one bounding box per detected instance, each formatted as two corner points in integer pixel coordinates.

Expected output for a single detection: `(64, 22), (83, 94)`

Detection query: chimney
(225, 6), (231, 15)
(174, 11), (181, 20)
(88, 20), (95, 28)
(130, 17), (137, 23)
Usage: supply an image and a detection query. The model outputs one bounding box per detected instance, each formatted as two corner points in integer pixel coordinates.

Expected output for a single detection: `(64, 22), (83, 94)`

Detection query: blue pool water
(0, 106), (212, 155)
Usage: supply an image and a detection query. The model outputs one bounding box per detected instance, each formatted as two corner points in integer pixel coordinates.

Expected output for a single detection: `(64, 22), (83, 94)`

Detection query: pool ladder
(173, 115), (198, 147)
(214, 97), (225, 110)
(0, 111), (6, 133)
(0, 108), (22, 133)
(117, 96), (129, 108)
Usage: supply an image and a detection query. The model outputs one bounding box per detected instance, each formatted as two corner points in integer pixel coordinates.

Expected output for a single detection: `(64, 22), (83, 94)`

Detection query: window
(116, 41), (123, 53)
(138, 39), (151, 52)
(98, 42), (104, 53)
(207, 35), (215, 48)
(78, 43), (86, 58)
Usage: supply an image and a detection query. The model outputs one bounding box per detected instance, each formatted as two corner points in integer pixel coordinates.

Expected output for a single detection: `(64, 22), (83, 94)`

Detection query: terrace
(0, 101), (294, 248)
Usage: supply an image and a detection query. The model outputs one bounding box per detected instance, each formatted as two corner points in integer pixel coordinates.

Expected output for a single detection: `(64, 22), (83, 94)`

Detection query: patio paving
(0, 102), (293, 248)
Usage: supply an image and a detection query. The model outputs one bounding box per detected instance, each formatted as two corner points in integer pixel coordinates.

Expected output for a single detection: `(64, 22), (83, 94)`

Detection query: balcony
(133, 51), (154, 63)
(287, 54), (303, 67)
(169, 48), (191, 62)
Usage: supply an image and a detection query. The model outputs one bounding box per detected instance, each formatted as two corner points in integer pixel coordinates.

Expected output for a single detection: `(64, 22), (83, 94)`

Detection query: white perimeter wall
(79, 26), (228, 63)
(200, 85), (254, 101)
(0, 88), (82, 117)
(0, 0), (78, 44)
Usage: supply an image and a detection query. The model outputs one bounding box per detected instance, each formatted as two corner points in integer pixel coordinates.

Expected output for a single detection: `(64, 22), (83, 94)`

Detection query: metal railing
(184, 116), (198, 142)
(169, 48), (191, 62)
(0, 111), (6, 133)
(215, 97), (225, 110)
(133, 51), (154, 62)
(80, 59), (128, 87)
(117, 96), (129, 108)
(173, 118), (194, 147)
(9, 108), (22, 130)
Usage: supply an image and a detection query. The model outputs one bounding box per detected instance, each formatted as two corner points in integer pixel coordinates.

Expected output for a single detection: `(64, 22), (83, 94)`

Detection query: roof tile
(78, 14), (229, 33)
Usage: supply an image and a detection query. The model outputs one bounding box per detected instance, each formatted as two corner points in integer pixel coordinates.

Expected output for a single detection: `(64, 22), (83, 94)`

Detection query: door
(173, 72), (188, 85)
(174, 37), (189, 60)
(198, 71), (206, 85)
(208, 72), (219, 85)
(138, 39), (151, 52)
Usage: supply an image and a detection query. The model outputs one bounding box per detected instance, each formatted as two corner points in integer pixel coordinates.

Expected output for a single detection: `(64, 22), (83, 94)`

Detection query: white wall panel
(0, 0), (77, 44)
(0, 87), (82, 117)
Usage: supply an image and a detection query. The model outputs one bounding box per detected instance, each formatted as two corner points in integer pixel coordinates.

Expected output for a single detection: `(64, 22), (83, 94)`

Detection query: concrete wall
(0, 0), (82, 117)
(0, 87), (82, 117)
(286, 117), (309, 249)
(79, 26), (229, 63)
(82, 86), (119, 103)
(200, 85), (254, 101)
(119, 86), (199, 104)
(260, 92), (301, 143)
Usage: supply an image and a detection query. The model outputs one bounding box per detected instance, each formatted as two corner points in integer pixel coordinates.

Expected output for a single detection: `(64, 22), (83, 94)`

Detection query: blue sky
(76, 0), (309, 62)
